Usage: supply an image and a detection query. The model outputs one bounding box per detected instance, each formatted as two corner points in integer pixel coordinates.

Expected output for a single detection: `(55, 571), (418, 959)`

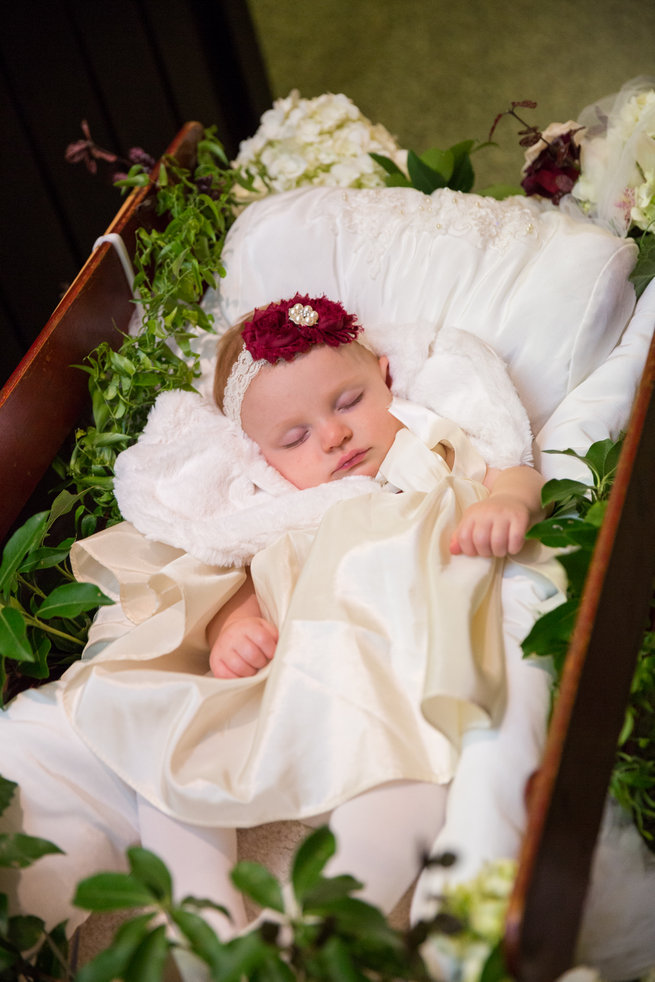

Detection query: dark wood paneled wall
(0, 0), (271, 386)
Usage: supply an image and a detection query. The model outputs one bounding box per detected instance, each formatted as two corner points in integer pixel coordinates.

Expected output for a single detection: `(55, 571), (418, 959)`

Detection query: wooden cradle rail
(1, 123), (653, 982)
(505, 328), (655, 982)
(0, 120), (204, 544)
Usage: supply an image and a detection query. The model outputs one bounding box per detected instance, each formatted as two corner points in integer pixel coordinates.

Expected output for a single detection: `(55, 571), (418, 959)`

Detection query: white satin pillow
(208, 186), (638, 433)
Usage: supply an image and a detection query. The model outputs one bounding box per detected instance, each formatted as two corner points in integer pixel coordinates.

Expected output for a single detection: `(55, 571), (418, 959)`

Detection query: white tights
(0, 679), (447, 941)
(137, 780), (448, 938)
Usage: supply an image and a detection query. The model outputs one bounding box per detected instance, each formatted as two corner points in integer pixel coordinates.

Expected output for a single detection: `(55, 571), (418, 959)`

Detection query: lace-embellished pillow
(202, 185), (638, 432)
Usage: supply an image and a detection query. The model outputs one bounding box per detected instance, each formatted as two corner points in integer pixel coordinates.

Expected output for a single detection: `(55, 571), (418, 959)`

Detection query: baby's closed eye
(337, 390), (364, 411)
(280, 427), (309, 449)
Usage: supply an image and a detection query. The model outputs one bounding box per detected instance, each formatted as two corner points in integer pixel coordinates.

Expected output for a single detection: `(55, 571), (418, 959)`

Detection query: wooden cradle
(1, 123), (654, 982)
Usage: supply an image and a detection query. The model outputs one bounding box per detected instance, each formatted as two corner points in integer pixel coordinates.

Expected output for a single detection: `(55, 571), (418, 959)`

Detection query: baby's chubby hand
(450, 494), (531, 558)
(209, 617), (278, 679)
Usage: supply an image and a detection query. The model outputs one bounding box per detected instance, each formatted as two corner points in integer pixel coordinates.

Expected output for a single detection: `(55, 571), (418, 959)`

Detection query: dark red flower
(242, 294), (361, 363)
(521, 130), (582, 204)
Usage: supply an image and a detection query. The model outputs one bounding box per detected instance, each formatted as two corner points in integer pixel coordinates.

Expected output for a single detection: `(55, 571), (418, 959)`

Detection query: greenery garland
(0, 130), (242, 703)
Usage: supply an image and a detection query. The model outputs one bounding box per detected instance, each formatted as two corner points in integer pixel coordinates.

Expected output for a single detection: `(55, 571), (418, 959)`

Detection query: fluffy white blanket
(113, 328), (534, 567)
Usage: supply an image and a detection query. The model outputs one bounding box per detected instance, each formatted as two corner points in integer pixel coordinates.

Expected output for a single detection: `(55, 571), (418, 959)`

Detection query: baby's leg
(411, 566), (556, 920)
(0, 682), (139, 935)
(325, 780), (448, 914)
(136, 797), (247, 939)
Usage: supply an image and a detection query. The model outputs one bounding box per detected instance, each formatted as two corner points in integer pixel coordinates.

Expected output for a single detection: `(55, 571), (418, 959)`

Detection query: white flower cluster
(419, 858), (607, 982)
(233, 90), (407, 195)
(419, 858), (516, 982)
(572, 83), (655, 235)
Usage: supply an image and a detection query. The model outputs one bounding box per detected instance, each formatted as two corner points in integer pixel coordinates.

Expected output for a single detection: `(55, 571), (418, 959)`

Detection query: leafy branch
(63, 129), (240, 528)
(522, 437), (655, 846)
(370, 140), (521, 201)
(1, 127), (241, 705)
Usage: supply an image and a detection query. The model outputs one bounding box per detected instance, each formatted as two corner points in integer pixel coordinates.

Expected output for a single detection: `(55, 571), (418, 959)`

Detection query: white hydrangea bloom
(419, 859), (516, 982)
(572, 84), (655, 234)
(233, 90), (407, 196)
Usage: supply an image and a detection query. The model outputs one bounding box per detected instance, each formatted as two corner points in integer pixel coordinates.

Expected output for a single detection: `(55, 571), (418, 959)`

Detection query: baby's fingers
(451, 515), (492, 557)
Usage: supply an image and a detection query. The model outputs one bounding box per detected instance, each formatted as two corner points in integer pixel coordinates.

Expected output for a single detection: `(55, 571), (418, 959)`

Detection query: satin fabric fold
(63, 413), (559, 828)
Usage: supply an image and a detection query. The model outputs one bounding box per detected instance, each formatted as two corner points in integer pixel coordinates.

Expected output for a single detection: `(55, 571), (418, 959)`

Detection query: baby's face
(241, 343), (403, 489)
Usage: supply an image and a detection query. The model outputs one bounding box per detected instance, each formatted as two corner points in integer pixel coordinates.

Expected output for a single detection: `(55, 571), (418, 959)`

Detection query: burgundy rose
(242, 294), (361, 363)
(521, 130), (582, 205)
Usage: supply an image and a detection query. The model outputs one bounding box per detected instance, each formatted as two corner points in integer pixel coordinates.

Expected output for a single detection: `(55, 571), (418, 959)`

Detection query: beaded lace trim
(333, 188), (540, 277)
(223, 347), (267, 424)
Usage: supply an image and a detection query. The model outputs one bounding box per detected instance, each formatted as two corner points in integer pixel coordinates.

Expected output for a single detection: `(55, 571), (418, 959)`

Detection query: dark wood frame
(0, 121), (203, 544)
(1, 123), (653, 981)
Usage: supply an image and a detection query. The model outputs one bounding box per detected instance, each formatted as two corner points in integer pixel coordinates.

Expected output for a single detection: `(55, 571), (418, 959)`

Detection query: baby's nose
(321, 419), (351, 450)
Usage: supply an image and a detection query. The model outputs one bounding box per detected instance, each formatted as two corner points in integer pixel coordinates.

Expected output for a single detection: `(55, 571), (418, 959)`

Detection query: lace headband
(222, 294), (361, 424)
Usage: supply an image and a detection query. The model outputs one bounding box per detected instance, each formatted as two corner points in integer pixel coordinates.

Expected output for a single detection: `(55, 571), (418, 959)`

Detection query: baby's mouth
(334, 449), (369, 474)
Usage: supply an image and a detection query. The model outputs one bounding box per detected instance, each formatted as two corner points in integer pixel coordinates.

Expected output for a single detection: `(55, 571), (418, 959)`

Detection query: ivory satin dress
(63, 411), (556, 829)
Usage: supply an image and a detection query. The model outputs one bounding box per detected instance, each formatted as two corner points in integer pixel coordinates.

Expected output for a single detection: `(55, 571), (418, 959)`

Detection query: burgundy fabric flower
(242, 294), (361, 363)
(521, 130), (582, 205)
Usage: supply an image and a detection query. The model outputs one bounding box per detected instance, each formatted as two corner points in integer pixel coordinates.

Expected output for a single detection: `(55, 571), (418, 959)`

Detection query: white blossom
(233, 90), (406, 196)
(572, 86), (655, 233)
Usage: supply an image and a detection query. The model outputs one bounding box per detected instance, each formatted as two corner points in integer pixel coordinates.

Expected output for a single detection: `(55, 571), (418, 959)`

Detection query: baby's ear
(378, 355), (393, 388)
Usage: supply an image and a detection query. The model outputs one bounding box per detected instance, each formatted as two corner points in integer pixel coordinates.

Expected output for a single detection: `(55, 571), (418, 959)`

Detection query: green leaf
(586, 499), (608, 528)
(316, 935), (363, 982)
(218, 931), (273, 982)
(0, 512), (48, 598)
(170, 908), (226, 969)
(0, 607), (34, 663)
(123, 924), (170, 982)
(302, 874), (363, 909)
(479, 939), (509, 982)
(311, 895), (401, 947)
(230, 861), (285, 913)
(521, 598), (578, 662)
(251, 953), (296, 982)
(179, 894), (231, 918)
(629, 231), (655, 298)
(407, 149), (448, 194)
(6, 914), (45, 952)
(0, 832), (63, 869)
(585, 438), (621, 481)
(0, 942), (17, 974)
(291, 826), (337, 904)
(76, 913), (157, 982)
(127, 847), (172, 903)
(73, 872), (156, 911)
(556, 549), (591, 597)
(33, 920), (69, 979)
(448, 140), (476, 192)
(526, 515), (598, 549)
(540, 478), (592, 508)
(383, 172), (412, 188)
(19, 542), (74, 572)
(47, 489), (81, 527)
(36, 582), (113, 620)
(18, 634), (52, 681)
(0, 775), (17, 816)
(419, 147), (454, 181)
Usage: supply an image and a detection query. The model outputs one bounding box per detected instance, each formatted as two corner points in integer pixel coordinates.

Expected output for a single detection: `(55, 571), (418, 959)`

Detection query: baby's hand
(209, 617), (278, 679)
(450, 494), (531, 558)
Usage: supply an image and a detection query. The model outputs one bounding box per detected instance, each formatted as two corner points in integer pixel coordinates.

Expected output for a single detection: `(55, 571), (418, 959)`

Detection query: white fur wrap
(113, 328), (533, 567)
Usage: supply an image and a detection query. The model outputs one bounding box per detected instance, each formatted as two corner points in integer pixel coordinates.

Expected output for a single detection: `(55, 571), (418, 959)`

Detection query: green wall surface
(247, 0), (655, 190)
